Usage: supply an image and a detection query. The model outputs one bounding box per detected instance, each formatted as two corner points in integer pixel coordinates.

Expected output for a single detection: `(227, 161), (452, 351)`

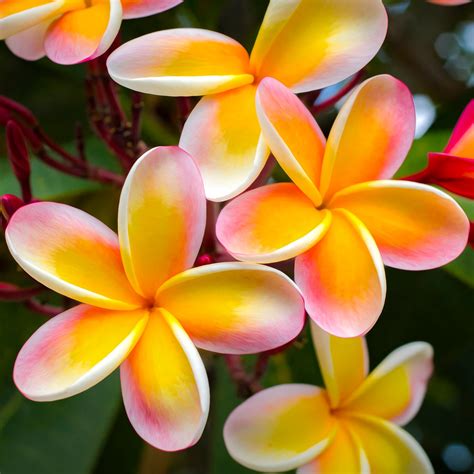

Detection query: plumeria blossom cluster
(0, 0), (473, 471)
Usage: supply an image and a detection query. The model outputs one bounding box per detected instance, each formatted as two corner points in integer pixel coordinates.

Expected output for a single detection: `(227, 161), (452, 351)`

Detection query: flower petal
(224, 384), (336, 472)
(14, 304), (148, 401)
(250, 0), (387, 93)
(121, 308), (209, 451)
(107, 29), (253, 96)
(256, 77), (325, 205)
(157, 263), (305, 354)
(310, 322), (368, 408)
(5, 19), (50, 60)
(44, 0), (122, 65)
(0, 0), (63, 39)
(121, 0), (182, 19)
(118, 147), (206, 299)
(298, 423), (369, 474)
(320, 75), (416, 200)
(329, 180), (469, 270)
(6, 202), (144, 310)
(342, 342), (433, 425)
(217, 183), (331, 263)
(445, 100), (474, 158)
(346, 415), (434, 473)
(180, 85), (269, 201)
(295, 209), (386, 338)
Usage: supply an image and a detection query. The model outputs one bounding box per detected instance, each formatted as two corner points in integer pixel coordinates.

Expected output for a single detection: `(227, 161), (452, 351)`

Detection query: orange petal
(256, 77), (325, 205)
(250, 0), (387, 92)
(311, 323), (368, 408)
(107, 28), (253, 96)
(180, 85), (269, 201)
(320, 75), (415, 201)
(295, 209), (386, 338)
(216, 183), (331, 263)
(341, 342), (433, 425)
(44, 0), (122, 64)
(329, 181), (469, 270)
(346, 415), (434, 473)
(14, 304), (148, 401)
(118, 147), (206, 299)
(6, 202), (144, 310)
(224, 384), (336, 472)
(121, 308), (209, 451)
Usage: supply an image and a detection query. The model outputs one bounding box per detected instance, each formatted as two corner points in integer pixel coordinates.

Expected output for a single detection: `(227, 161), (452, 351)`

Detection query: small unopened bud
(1, 194), (24, 221)
(195, 253), (214, 266)
(6, 121), (32, 202)
(0, 96), (37, 126)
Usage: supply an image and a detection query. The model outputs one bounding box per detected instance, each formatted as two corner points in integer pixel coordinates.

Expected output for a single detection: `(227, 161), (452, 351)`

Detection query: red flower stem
(223, 355), (262, 397)
(24, 298), (63, 317)
(399, 168), (432, 183)
(131, 92), (144, 150)
(0, 283), (43, 301)
(75, 123), (86, 161)
(311, 70), (365, 114)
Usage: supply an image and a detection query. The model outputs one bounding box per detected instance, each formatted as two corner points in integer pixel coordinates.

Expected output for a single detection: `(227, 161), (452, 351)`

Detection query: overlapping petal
(0, 0), (63, 39)
(346, 415), (434, 473)
(180, 85), (269, 201)
(44, 0), (122, 64)
(256, 77), (325, 205)
(342, 342), (433, 425)
(107, 29), (253, 96)
(298, 423), (368, 474)
(217, 183), (331, 263)
(14, 304), (148, 401)
(121, 308), (209, 451)
(157, 263), (305, 354)
(329, 181), (469, 270)
(428, 0), (471, 5)
(250, 0), (387, 93)
(5, 20), (50, 60)
(295, 209), (386, 338)
(310, 323), (368, 408)
(118, 146), (206, 299)
(5, 202), (144, 310)
(121, 0), (182, 19)
(445, 100), (474, 157)
(320, 75), (416, 200)
(224, 384), (336, 472)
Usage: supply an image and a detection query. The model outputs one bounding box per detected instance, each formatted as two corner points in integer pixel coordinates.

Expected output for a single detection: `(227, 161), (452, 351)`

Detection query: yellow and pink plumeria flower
(5, 146), (305, 451)
(224, 322), (434, 473)
(217, 75), (469, 338)
(106, 0), (388, 201)
(0, 0), (182, 64)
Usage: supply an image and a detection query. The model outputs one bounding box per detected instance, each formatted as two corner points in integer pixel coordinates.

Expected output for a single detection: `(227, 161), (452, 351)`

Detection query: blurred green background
(0, 0), (473, 473)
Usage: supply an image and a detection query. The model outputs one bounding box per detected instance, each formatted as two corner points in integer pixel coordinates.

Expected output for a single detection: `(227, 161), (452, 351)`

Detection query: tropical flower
(0, 0), (182, 64)
(224, 322), (434, 473)
(427, 0), (471, 5)
(407, 100), (474, 199)
(6, 146), (305, 451)
(216, 75), (469, 337)
(106, 0), (388, 201)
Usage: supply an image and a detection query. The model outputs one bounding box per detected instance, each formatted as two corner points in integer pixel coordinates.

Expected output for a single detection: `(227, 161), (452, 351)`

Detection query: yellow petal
(250, 0), (387, 92)
(6, 202), (144, 310)
(118, 147), (206, 299)
(224, 384), (336, 472)
(341, 342), (433, 425)
(107, 28), (253, 96)
(320, 75), (416, 201)
(256, 77), (325, 205)
(310, 322), (368, 408)
(329, 181), (469, 270)
(180, 85), (269, 201)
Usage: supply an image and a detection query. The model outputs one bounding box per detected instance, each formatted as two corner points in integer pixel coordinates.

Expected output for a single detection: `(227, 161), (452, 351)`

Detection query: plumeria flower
(5, 146), (305, 451)
(427, 0), (471, 5)
(107, 0), (388, 201)
(0, 0), (182, 64)
(409, 100), (474, 199)
(224, 322), (434, 473)
(217, 75), (469, 338)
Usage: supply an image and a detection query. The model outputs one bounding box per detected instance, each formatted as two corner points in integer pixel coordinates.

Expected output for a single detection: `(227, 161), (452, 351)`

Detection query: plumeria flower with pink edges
(224, 322), (434, 473)
(0, 0), (182, 64)
(216, 75), (469, 338)
(409, 100), (474, 199)
(106, 0), (388, 201)
(5, 146), (305, 451)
